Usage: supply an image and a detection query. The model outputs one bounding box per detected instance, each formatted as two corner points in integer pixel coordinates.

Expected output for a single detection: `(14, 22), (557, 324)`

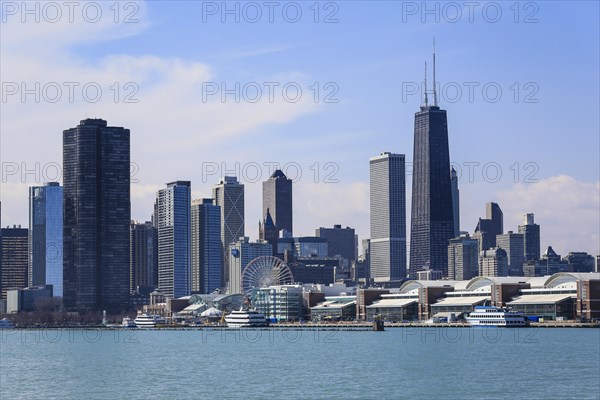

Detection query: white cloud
(0, 1), (322, 228)
(293, 181), (369, 238)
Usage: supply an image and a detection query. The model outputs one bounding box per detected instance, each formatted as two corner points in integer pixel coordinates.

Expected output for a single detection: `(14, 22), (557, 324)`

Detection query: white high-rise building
(369, 152), (406, 282)
(156, 181), (191, 299)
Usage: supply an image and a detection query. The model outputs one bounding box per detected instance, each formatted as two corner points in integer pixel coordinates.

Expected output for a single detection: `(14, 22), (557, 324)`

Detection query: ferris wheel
(241, 256), (294, 294)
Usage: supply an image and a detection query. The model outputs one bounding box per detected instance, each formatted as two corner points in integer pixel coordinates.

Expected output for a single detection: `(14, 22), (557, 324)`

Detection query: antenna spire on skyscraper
(433, 37), (438, 106)
(424, 61), (428, 107)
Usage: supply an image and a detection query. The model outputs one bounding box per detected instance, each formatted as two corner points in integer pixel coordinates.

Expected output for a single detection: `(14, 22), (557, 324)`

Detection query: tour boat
(134, 313), (161, 328)
(466, 306), (528, 327)
(225, 308), (268, 328)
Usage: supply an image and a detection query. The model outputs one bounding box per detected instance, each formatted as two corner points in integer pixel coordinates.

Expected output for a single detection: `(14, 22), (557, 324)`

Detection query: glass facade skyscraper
(409, 103), (454, 278)
(29, 182), (63, 297)
(157, 181), (191, 299)
(369, 152), (406, 282)
(1, 227), (28, 301)
(262, 170), (293, 235)
(130, 221), (158, 293)
(63, 119), (130, 311)
(191, 199), (222, 294)
(213, 176), (244, 289)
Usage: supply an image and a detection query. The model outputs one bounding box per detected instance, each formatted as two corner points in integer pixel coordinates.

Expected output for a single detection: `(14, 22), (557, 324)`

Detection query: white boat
(121, 317), (136, 328)
(225, 308), (268, 328)
(0, 318), (14, 329)
(134, 313), (161, 328)
(466, 306), (528, 327)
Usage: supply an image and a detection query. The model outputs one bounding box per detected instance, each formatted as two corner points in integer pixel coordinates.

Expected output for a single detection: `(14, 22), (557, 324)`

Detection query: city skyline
(1, 4), (599, 400)
(1, 2), (598, 258)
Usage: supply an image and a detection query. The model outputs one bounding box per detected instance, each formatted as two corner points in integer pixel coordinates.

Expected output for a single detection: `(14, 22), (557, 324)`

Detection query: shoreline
(3, 321), (599, 330)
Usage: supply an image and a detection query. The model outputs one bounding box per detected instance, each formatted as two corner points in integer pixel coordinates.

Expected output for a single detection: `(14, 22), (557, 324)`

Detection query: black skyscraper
(409, 50), (454, 278)
(63, 119), (131, 311)
(262, 170), (293, 236)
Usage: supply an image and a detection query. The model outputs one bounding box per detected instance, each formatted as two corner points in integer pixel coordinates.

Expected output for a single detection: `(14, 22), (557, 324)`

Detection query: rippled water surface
(1, 327), (599, 399)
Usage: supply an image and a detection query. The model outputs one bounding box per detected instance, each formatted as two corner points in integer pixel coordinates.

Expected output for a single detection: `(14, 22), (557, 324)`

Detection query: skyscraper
(130, 221), (158, 293)
(409, 51), (454, 278)
(496, 231), (525, 276)
(447, 233), (478, 280)
(480, 248), (508, 277)
(213, 176), (244, 289)
(486, 202), (504, 237)
(29, 182), (63, 297)
(262, 170), (293, 235)
(450, 167), (460, 238)
(63, 119), (130, 311)
(369, 152), (406, 282)
(518, 213), (540, 261)
(474, 202), (504, 250)
(1, 227), (28, 301)
(191, 199), (222, 294)
(156, 181), (191, 299)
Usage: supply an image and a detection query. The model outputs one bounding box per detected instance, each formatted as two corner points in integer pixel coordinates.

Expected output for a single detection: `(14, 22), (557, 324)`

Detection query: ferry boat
(121, 317), (137, 328)
(466, 306), (528, 327)
(0, 318), (14, 329)
(225, 308), (268, 328)
(134, 313), (161, 328)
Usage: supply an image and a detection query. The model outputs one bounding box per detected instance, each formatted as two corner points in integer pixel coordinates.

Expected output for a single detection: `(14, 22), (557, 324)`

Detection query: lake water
(1, 327), (599, 399)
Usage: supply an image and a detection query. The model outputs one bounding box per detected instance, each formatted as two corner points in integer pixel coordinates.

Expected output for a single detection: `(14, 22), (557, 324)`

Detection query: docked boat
(0, 318), (14, 329)
(121, 317), (137, 328)
(225, 308), (268, 328)
(134, 313), (161, 328)
(466, 306), (528, 327)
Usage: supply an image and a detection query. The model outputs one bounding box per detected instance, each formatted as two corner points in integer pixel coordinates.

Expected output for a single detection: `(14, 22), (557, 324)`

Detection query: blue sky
(1, 1), (599, 256)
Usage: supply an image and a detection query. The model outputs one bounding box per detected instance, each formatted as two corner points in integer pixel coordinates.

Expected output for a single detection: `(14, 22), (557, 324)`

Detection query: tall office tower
(228, 237), (272, 294)
(29, 182), (63, 297)
(63, 119), (130, 311)
(450, 167), (460, 238)
(486, 202), (503, 237)
(262, 169), (293, 236)
(259, 208), (279, 256)
(518, 213), (540, 261)
(369, 152), (406, 282)
(409, 50), (454, 279)
(213, 176), (245, 289)
(156, 181), (191, 299)
(447, 233), (479, 280)
(315, 225), (357, 262)
(496, 231), (525, 276)
(191, 199), (222, 294)
(473, 202), (504, 249)
(479, 248), (508, 277)
(130, 221), (158, 293)
(1, 227), (28, 301)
